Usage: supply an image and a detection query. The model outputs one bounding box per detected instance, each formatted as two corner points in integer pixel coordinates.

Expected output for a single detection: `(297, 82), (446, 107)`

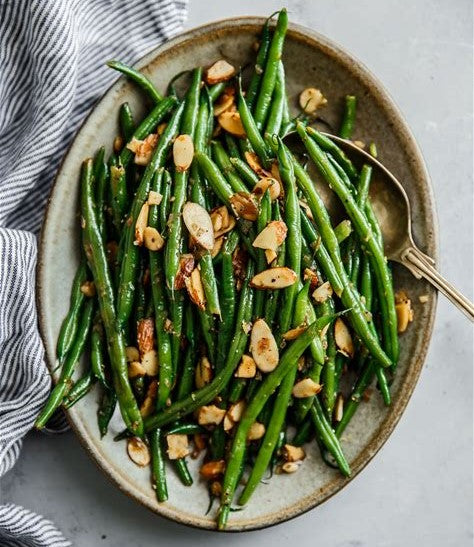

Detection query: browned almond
(175, 253), (195, 290)
(292, 378), (322, 398)
(148, 191), (163, 206)
(215, 216), (236, 238)
(244, 151), (264, 175)
(218, 111), (246, 138)
(173, 134), (194, 172)
(113, 135), (123, 153)
(197, 405), (226, 426)
(270, 162), (282, 185)
(282, 444), (306, 462)
(200, 460), (226, 480)
(312, 281), (333, 303)
(299, 199), (314, 221)
(125, 346), (140, 363)
(227, 400), (245, 422)
(134, 202), (149, 246)
(185, 267), (206, 310)
(303, 268), (319, 290)
(282, 326), (306, 341)
(253, 177), (281, 202)
(299, 87), (327, 113)
(182, 202), (214, 250)
(195, 356), (213, 389)
(253, 220), (287, 251)
(235, 354), (257, 378)
(143, 226), (164, 251)
(250, 319), (279, 373)
(281, 461), (300, 474)
(334, 318), (354, 358)
(213, 92), (235, 116)
(211, 236), (224, 258)
(127, 437), (150, 467)
(250, 266), (297, 290)
(193, 433), (206, 455)
(205, 60), (235, 85)
(223, 413), (234, 432)
(140, 380), (158, 417)
(80, 280), (96, 297)
(247, 422), (265, 441)
(157, 122), (167, 136)
(137, 317), (155, 357)
(128, 360), (146, 378)
(229, 192), (258, 221)
(126, 134), (159, 166)
(166, 434), (190, 460)
(396, 300), (414, 333)
(210, 481), (222, 497)
(265, 249), (277, 264)
(141, 349), (159, 376)
(334, 393), (344, 422)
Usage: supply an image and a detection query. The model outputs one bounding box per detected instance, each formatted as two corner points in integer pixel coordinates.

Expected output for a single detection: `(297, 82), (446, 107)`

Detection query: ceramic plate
(37, 17), (438, 531)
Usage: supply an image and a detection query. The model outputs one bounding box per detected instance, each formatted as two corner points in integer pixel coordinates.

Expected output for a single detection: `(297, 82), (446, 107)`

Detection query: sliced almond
(334, 318), (354, 358)
(200, 459), (226, 480)
(253, 220), (287, 251)
(299, 199), (314, 221)
(281, 461), (300, 474)
(134, 202), (149, 246)
(253, 177), (281, 202)
(292, 378), (322, 398)
(148, 191), (163, 206)
(312, 281), (333, 303)
(250, 318), (279, 373)
(303, 268), (319, 291)
(125, 346), (140, 363)
(143, 226), (164, 251)
(173, 134), (194, 172)
(282, 444), (306, 463)
(205, 60), (235, 85)
(141, 349), (159, 376)
(137, 318), (155, 357)
(195, 356), (213, 389)
(166, 434), (190, 460)
(270, 162), (282, 185)
(127, 437), (150, 467)
(334, 393), (344, 422)
(175, 253), (195, 290)
(185, 267), (206, 310)
(215, 216), (236, 238)
(213, 89), (235, 116)
(128, 360), (146, 378)
(126, 134), (159, 166)
(223, 413), (234, 432)
(250, 266), (297, 290)
(193, 433), (206, 456)
(80, 280), (96, 298)
(197, 405), (226, 426)
(244, 151), (264, 175)
(227, 400), (245, 423)
(247, 422), (265, 441)
(396, 300), (414, 333)
(265, 249), (277, 264)
(140, 380), (158, 417)
(299, 88), (327, 114)
(235, 354), (257, 378)
(229, 192), (258, 221)
(211, 236), (224, 258)
(157, 123), (167, 136)
(282, 326), (306, 341)
(183, 202), (214, 250)
(218, 111), (246, 138)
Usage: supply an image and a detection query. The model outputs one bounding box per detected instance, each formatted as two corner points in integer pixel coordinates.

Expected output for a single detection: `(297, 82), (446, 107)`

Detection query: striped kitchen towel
(0, 0), (187, 545)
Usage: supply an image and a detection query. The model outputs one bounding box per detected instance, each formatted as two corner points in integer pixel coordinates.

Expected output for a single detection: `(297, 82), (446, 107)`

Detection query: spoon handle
(402, 247), (474, 321)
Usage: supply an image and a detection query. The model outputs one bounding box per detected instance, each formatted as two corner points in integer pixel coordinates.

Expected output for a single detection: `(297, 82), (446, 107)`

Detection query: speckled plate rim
(36, 16), (439, 532)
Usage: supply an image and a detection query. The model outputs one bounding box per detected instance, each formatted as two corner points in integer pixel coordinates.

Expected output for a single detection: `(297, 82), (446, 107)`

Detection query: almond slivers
(182, 202), (214, 250)
(334, 318), (354, 358)
(205, 60), (235, 85)
(185, 267), (206, 310)
(252, 220), (287, 251)
(250, 318), (279, 373)
(173, 134), (194, 172)
(250, 266), (297, 290)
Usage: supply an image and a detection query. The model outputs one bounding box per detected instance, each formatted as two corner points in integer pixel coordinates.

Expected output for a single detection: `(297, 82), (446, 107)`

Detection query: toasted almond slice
(134, 202), (149, 246)
(253, 177), (281, 201)
(195, 356), (213, 389)
(167, 434), (190, 460)
(205, 60), (235, 85)
(250, 318), (279, 373)
(126, 346), (140, 363)
(223, 413), (234, 432)
(127, 134), (159, 166)
(213, 93), (235, 116)
(250, 266), (297, 290)
(214, 216), (236, 238)
(282, 444), (306, 463)
(299, 199), (314, 221)
(253, 220), (287, 251)
(244, 151), (264, 175)
(140, 380), (158, 417)
(80, 280), (96, 297)
(303, 268), (319, 291)
(297, 356), (306, 371)
(281, 461), (300, 474)
(148, 191), (163, 206)
(312, 281), (333, 303)
(128, 360), (146, 378)
(235, 354), (257, 378)
(127, 437), (150, 467)
(211, 236), (224, 258)
(270, 162), (282, 185)
(227, 400), (245, 422)
(265, 249), (277, 264)
(137, 317), (155, 357)
(141, 349), (159, 376)
(210, 207), (224, 232)
(175, 253), (195, 290)
(197, 405), (226, 426)
(396, 300), (413, 333)
(282, 326), (306, 341)
(173, 134), (194, 172)
(157, 123), (167, 136)
(299, 88), (327, 114)
(334, 393), (344, 422)
(292, 378), (322, 398)
(229, 192), (258, 221)
(200, 459), (226, 480)
(247, 422), (265, 441)
(143, 226), (164, 251)
(218, 111), (246, 138)
(185, 267), (206, 310)
(334, 318), (354, 358)
(182, 202), (215, 250)
(193, 433), (206, 456)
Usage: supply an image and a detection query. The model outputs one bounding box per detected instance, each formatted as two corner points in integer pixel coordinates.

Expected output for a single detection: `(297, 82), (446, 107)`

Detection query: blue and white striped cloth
(0, 1), (187, 545)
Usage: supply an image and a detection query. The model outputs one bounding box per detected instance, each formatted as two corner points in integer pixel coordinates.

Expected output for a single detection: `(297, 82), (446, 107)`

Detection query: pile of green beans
(36, 8), (405, 530)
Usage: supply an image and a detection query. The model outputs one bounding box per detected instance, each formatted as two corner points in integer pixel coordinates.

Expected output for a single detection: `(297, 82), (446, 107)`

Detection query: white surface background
(1, 0), (473, 545)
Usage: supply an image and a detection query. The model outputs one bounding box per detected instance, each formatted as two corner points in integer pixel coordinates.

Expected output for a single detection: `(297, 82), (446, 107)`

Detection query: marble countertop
(2, 0), (472, 545)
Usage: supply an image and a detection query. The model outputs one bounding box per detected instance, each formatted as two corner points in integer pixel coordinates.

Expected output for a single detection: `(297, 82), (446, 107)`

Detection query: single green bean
(339, 95), (357, 139)
(107, 60), (162, 104)
(119, 102), (135, 141)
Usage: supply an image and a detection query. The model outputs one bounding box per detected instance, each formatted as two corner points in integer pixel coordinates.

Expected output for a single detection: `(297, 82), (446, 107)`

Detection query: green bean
(229, 157), (259, 188)
(93, 147), (108, 238)
(117, 102), (184, 328)
(253, 191), (272, 319)
(263, 202), (285, 326)
(159, 170), (172, 234)
(107, 60), (162, 104)
(97, 388), (117, 438)
(306, 126), (357, 180)
(90, 317), (108, 388)
(174, 458), (193, 486)
(246, 15), (271, 111)
(357, 164), (372, 208)
(56, 259), (87, 363)
(109, 160), (128, 233)
(339, 95), (357, 139)
(63, 371), (95, 409)
(149, 429), (168, 501)
(253, 9), (288, 130)
(166, 423), (204, 436)
(211, 140), (248, 193)
(264, 61), (285, 137)
(80, 159), (143, 435)
(198, 308), (216, 363)
(143, 263), (255, 431)
(369, 142), (378, 158)
(334, 219), (352, 244)
(224, 134), (241, 159)
(292, 418), (312, 446)
(36, 299), (94, 428)
(322, 302), (338, 418)
(119, 102), (135, 141)
(176, 305), (197, 399)
(207, 82), (227, 103)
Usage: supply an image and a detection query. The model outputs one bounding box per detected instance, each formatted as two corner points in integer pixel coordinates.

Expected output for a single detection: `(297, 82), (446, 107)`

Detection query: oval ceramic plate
(37, 17), (438, 531)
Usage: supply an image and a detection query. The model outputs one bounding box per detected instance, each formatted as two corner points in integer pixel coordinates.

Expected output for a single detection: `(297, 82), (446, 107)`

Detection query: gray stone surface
(1, 0), (472, 545)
